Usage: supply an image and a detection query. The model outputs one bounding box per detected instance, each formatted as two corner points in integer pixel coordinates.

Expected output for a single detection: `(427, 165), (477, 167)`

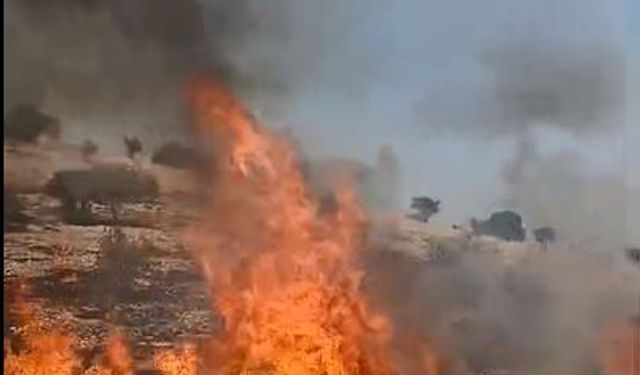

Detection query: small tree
(409, 196), (440, 223)
(94, 227), (155, 310)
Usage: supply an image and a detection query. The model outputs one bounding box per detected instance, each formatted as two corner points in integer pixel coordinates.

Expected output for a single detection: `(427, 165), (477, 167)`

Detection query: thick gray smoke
(5, 0), (205, 148)
(364, 238), (639, 375)
(505, 149), (629, 248)
(478, 37), (628, 247)
(419, 38), (625, 138)
(481, 39), (624, 134)
(3, 0), (271, 149)
(5, 2), (206, 109)
(408, 3), (630, 245)
(3, 0), (378, 152)
(5, 0), (638, 373)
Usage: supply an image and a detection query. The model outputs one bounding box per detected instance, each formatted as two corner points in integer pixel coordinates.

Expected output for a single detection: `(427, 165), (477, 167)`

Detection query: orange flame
(154, 344), (199, 375)
(4, 77), (449, 375)
(3, 299), (197, 375)
(598, 320), (639, 375)
(3, 298), (134, 375)
(186, 77), (446, 375)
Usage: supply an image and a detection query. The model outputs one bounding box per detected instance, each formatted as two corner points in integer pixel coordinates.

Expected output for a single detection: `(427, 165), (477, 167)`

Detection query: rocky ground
(2, 142), (528, 373)
(8, 142), (621, 375)
(4, 143), (215, 370)
(5, 142), (481, 370)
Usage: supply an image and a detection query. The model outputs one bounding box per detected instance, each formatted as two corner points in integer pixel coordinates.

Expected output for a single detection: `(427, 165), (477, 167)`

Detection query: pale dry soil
(4, 143), (215, 370)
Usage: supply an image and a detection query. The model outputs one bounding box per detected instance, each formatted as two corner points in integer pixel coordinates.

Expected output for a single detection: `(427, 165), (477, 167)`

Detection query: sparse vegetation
(52, 243), (76, 270)
(4, 134), (210, 371)
(94, 227), (156, 309)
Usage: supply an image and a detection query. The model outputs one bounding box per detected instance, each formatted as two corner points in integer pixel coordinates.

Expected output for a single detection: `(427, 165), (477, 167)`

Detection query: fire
(4, 312), (78, 375)
(4, 288), (76, 375)
(3, 295), (197, 375)
(186, 77), (444, 375)
(153, 344), (199, 375)
(3, 294), (135, 375)
(4, 77), (449, 375)
(598, 320), (639, 375)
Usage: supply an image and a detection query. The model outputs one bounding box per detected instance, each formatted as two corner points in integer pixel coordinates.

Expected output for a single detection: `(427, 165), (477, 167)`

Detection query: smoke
(478, 36), (627, 246)
(364, 237), (639, 374)
(5, 0), (637, 372)
(6, 0), (633, 254)
(3, 0), (270, 149)
(419, 37), (625, 138)
(504, 149), (629, 248)
(6, 0), (629, 166)
(407, 2), (630, 245)
(193, 0), (631, 247)
(4, 0), (197, 147)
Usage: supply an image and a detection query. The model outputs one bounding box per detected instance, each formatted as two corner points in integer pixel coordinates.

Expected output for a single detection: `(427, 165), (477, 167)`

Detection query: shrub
(4, 105), (60, 143)
(93, 227), (155, 309)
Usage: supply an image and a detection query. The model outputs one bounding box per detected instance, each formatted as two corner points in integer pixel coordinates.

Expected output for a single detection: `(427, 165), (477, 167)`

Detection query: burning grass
(3, 290), (93, 375)
(93, 227), (157, 310)
(184, 78), (453, 374)
(1, 75), (460, 375)
(6, 77), (636, 375)
(153, 344), (199, 375)
(3, 296), (198, 375)
(5, 77), (453, 375)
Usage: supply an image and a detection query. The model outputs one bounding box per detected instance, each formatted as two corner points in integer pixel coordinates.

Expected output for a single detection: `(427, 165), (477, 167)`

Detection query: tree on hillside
(409, 196), (440, 223)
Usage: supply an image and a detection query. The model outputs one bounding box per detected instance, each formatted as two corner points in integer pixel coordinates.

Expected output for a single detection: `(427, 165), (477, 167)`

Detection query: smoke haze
(364, 238), (638, 375)
(4, 1), (639, 373)
(5, 0), (637, 235)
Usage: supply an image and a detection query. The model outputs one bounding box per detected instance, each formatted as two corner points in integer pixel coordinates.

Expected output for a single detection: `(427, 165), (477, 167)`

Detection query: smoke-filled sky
(4, 0), (639, 244)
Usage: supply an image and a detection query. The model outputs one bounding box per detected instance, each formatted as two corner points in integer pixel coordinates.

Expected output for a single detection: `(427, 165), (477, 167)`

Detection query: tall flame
(4, 78), (450, 375)
(186, 77), (441, 375)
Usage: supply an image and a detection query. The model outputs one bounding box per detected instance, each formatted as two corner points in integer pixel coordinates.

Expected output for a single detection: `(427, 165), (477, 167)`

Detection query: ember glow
(186, 77), (445, 374)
